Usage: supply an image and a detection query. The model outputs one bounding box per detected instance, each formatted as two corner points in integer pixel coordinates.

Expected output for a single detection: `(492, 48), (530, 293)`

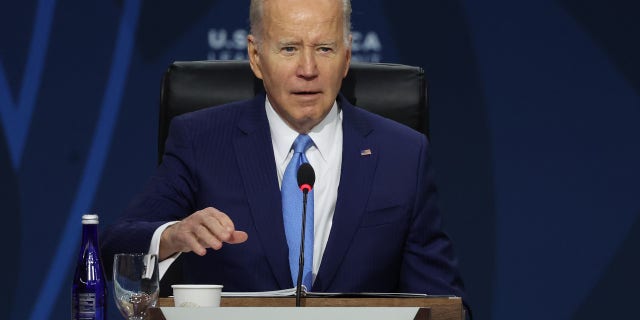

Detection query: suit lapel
(314, 98), (378, 291)
(233, 94), (291, 289)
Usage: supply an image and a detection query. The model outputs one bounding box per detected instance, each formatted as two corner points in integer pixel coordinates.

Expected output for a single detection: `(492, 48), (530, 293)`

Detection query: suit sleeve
(398, 135), (468, 301)
(101, 115), (198, 277)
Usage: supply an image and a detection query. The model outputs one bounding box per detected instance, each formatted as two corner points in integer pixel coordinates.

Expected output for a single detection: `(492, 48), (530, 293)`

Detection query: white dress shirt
(266, 97), (343, 284)
(150, 97), (343, 283)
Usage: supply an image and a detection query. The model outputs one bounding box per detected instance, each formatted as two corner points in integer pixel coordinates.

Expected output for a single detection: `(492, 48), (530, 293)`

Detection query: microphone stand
(295, 190), (308, 307)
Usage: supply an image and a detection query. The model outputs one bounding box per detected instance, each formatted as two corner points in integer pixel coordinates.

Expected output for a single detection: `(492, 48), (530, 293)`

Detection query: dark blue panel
(0, 123), (20, 320)
(2, 1), (640, 319)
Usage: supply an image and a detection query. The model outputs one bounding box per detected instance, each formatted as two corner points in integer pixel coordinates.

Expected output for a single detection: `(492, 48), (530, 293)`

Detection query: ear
(342, 34), (352, 78)
(247, 34), (264, 80)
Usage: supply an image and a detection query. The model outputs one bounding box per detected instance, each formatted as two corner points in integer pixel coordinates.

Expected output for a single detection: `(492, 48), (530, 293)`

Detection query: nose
(297, 49), (318, 80)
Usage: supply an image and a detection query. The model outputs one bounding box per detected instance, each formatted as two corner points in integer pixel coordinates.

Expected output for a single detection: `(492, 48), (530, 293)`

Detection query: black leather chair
(156, 60), (428, 296)
(158, 60), (428, 163)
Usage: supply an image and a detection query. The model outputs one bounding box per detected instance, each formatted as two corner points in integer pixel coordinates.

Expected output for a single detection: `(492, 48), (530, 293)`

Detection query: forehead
(262, 0), (343, 41)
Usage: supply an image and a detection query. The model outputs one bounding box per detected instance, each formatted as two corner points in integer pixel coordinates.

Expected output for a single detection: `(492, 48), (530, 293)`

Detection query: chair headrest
(159, 60), (427, 161)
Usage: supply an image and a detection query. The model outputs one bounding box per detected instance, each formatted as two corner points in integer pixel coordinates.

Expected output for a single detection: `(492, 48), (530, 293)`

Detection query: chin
(290, 115), (320, 131)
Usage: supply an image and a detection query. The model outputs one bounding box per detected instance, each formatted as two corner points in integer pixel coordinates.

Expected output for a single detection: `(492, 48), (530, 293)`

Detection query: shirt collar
(265, 96), (341, 166)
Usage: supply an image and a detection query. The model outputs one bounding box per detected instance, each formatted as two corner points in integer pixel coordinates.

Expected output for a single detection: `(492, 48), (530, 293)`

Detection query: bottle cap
(82, 214), (99, 224)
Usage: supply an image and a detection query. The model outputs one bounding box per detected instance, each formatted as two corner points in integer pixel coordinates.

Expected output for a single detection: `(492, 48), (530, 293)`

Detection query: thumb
(226, 230), (248, 244)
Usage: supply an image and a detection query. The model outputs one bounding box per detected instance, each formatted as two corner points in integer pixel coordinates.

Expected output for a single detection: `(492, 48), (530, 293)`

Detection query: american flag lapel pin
(360, 148), (372, 156)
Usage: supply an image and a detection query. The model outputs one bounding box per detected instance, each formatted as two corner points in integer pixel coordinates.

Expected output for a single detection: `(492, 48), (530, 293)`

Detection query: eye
(281, 46), (296, 54)
(318, 47), (333, 53)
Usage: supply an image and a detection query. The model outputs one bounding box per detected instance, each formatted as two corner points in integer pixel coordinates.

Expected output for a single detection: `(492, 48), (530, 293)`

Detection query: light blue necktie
(282, 134), (314, 290)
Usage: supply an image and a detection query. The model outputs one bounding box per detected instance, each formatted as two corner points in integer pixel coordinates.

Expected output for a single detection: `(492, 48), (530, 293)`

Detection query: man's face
(248, 0), (351, 133)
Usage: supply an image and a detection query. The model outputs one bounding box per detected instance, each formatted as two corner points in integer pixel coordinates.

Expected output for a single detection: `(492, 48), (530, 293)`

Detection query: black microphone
(295, 163), (315, 307)
(297, 163), (315, 194)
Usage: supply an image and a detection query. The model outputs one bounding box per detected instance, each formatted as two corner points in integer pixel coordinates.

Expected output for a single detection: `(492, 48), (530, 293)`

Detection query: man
(102, 0), (467, 303)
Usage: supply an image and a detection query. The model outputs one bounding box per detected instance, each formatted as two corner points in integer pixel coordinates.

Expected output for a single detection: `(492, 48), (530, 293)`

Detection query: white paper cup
(171, 284), (223, 307)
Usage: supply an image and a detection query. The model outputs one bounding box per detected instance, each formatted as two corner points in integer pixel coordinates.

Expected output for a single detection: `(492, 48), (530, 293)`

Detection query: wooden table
(154, 295), (463, 320)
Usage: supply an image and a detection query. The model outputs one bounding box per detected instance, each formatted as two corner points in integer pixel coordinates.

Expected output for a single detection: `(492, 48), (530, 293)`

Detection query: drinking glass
(113, 253), (159, 320)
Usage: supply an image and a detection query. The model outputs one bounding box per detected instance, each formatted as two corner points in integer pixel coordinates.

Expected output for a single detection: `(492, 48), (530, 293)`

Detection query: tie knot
(292, 134), (313, 154)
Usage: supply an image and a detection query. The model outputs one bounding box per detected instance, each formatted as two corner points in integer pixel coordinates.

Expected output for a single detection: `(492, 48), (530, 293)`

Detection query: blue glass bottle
(72, 214), (107, 320)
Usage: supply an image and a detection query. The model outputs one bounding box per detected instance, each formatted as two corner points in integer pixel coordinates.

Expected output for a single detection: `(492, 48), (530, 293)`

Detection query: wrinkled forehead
(262, 0), (344, 42)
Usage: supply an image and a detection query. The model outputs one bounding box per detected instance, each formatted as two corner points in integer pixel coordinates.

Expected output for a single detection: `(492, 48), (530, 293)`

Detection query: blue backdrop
(1, 0), (638, 319)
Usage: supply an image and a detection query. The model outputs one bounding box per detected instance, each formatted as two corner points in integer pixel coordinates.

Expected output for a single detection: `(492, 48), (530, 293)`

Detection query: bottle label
(75, 293), (97, 320)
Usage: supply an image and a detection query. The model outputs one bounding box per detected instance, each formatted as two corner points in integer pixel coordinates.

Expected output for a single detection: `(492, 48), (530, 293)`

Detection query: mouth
(292, 90), (322, 97)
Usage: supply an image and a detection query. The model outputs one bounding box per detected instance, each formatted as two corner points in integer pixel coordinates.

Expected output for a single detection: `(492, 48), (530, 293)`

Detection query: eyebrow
(277, 40), (302, 46)
(276, 40), (338, 47)
(315, 41), (337, 47)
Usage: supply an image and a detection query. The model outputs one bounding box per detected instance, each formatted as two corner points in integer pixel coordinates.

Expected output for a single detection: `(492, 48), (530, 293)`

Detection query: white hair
(249, 0), (352, 47)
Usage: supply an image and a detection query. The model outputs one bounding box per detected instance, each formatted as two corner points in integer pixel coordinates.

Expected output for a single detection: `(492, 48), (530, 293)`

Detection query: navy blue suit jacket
(102, 93), (466, 299)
